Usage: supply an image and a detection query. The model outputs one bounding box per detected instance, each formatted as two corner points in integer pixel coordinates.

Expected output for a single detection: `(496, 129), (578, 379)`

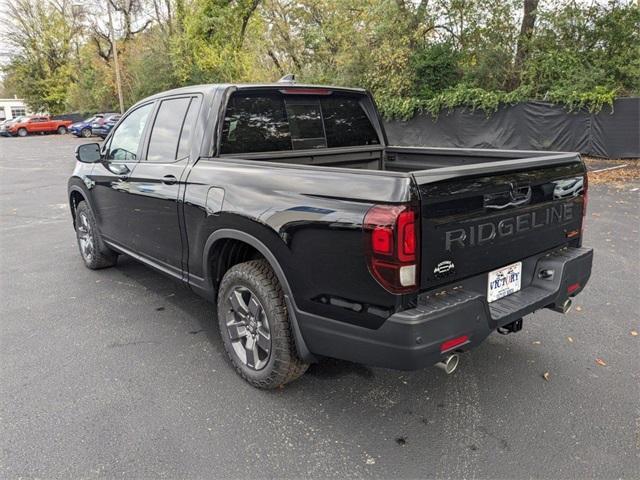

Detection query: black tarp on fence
(384, 97), (639, 159)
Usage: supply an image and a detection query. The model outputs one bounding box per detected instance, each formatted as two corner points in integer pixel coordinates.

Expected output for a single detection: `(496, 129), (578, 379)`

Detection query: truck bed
(221, 144), (582, 181)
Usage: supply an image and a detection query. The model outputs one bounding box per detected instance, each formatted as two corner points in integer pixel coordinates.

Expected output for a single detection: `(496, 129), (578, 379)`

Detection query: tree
(3, 0), (82, 113)
(509, 0), (540, 89)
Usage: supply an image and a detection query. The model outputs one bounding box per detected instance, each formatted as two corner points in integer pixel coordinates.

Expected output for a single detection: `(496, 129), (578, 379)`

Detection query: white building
(0, 97), (30, 121)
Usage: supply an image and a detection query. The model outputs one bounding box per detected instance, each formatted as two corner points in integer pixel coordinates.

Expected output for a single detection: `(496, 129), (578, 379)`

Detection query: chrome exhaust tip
(550, 298), (572, 314)
(435, 354), (460, 375)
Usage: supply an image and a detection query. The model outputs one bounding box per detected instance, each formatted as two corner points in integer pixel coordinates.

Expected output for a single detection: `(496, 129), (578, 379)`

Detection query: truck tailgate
(414, 161), (587, 290)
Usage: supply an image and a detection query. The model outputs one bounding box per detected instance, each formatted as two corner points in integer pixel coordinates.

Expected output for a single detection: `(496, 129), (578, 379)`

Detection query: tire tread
(75, 201), (117, 269)
(218, 259), (308, 389)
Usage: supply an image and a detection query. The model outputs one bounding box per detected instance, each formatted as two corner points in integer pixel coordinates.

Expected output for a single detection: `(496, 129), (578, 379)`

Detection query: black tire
(57, 125), (67, 135)
(17, 128), (27, 137)
(74, 201), (118, 269)
(217, 259), (308, 389)
(80, 127), (91, 138)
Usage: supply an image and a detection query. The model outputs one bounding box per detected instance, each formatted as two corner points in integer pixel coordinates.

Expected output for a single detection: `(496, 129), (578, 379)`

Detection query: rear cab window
(220, 90), (380, 154)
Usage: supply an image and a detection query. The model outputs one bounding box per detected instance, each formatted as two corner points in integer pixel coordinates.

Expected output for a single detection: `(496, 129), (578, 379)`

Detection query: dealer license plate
(487, 262), (522, 303)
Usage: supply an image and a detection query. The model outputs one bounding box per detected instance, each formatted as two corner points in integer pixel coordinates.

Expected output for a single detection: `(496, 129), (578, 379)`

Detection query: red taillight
(364, 204), (419, 294)
(397, 211), (416, 261)
(372, 227), (393, 254)
(567, 282), (581, 294)
(440, 335), (469, 353)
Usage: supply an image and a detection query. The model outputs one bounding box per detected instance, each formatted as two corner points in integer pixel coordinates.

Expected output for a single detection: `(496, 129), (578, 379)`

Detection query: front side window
(107, 103), (153, 161)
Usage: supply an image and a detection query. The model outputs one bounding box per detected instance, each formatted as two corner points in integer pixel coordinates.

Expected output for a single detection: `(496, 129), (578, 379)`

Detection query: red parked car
(6, 115), (73, 137)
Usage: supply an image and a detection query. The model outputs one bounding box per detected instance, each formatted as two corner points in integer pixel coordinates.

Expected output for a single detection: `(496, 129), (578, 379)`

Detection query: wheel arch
(68, 184), (90, 229)
(203, 229), (317, 363)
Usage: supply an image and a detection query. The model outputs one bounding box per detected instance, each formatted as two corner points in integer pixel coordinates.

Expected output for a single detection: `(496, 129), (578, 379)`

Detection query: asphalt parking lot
(1, 134), (639, 479)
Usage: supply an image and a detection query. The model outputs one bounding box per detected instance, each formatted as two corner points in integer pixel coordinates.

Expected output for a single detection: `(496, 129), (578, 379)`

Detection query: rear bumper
(296, 246), (593, 370)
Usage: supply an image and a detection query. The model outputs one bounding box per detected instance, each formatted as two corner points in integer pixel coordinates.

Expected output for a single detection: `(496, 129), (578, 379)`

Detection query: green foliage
(2, 0), (638, 118)
(3, 0), (76, 114)
(520, 2), (640, 102)
(66, 44), (118, 113)
(410, 43), (462, 98)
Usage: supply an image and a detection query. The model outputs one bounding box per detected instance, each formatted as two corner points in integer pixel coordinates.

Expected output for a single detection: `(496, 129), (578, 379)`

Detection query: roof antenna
(278, 74), (295, 83)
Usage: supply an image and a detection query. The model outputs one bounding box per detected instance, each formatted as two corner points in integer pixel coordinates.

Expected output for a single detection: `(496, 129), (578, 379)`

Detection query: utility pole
(107, 1), (125, 114)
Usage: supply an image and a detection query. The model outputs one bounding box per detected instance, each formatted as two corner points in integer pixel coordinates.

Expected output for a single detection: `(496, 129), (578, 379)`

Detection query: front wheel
(80, 127), (91, 138)
(57, 125), (67, 135)
(217, 259), (308, 389)
(17, 128), (27, 137)
(75, 201), (118, 269)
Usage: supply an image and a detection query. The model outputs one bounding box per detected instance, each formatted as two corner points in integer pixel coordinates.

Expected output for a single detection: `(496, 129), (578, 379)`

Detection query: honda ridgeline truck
(68, 81), (593, 388)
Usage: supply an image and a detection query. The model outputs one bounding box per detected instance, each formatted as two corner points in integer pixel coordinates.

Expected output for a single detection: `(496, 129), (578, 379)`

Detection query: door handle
(162, 175), (178, 185)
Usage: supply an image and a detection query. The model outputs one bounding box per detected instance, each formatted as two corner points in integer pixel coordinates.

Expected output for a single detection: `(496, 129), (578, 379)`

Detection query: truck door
(88, 102), (154, 248)
(124, 95), (202, 277)
(42, 117), (56, 132)
(27, 117), (46, 133)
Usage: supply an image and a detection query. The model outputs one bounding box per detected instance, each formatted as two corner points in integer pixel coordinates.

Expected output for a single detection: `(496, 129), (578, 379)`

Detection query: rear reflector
(567, 282), (581, 294)
(440, 335), (469, 353)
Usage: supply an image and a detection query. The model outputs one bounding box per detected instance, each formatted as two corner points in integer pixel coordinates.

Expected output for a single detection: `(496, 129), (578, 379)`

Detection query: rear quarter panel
(183, 159), (414, 328)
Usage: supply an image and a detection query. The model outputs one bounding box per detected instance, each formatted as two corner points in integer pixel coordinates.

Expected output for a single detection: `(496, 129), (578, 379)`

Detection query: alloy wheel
(77, 212), (94, 262)
(225, 286), (271, 370)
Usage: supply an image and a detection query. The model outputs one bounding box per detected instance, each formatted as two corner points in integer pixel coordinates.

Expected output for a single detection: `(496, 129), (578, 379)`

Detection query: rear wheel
(17, 128), (27, 137)
(217, 259), (308, 389)
(75, 201), (118, 269)
(80, 127), (91, 138)
(57, 125), (67, 135)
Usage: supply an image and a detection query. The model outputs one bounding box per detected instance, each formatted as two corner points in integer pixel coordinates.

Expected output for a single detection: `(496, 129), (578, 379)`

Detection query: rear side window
(176, 96), (202, 159)
(220, 92), (379, 154)
(146, 97), (192, 162)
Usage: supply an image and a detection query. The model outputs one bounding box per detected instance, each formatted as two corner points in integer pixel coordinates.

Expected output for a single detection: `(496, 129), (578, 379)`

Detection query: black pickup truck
(68, 81), (593, 388)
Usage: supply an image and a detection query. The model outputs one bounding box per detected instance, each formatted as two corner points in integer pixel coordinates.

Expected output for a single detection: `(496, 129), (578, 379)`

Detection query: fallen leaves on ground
(595, 358), (607, 367)
(575, 306), (583, 312)
(584, 157), (640, 186)
(631, 330), (638, 336)
(543, 372), (550, 381)
(533, 340), (541, 345)
(567, 336), (574, 343)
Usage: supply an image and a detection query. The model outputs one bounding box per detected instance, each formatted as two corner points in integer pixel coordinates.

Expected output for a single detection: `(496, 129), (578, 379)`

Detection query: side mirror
(75, 143), (101, 163)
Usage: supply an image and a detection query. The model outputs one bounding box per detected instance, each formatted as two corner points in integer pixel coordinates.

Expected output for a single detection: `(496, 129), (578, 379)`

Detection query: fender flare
(68, 183), (91, 226)
(203, 228), (317, 363)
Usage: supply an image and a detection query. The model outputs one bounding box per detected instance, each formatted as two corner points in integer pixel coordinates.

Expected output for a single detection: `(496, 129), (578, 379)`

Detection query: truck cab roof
(135, 83), (369, 105)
